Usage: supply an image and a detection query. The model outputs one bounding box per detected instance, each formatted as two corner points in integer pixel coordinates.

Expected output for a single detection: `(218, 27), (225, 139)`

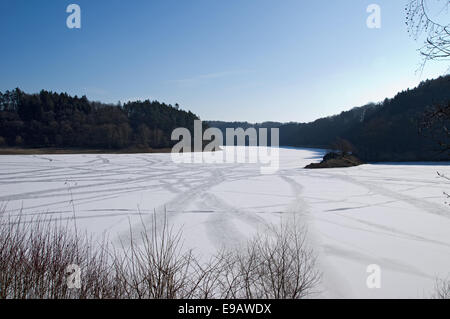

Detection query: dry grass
(0, 208), (115, 299)
(0, 147), (173, 155)
(213, 222), (320, 299)
(0, 207), (320, 299)
(434, 277), (450, 299)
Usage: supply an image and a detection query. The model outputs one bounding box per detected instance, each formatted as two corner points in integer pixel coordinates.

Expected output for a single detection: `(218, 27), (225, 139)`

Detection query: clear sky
(0, 0), (448, 123)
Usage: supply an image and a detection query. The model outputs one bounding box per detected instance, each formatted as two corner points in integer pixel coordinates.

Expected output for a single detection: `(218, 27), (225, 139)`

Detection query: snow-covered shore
(1, 147), (449, 298)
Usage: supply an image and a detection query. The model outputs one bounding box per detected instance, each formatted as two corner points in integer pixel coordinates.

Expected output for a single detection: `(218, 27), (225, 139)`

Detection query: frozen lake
(1, 147), (449, 298)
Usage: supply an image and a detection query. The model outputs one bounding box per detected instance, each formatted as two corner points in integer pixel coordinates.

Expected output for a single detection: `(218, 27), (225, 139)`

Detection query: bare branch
(406, 0), (450, 70)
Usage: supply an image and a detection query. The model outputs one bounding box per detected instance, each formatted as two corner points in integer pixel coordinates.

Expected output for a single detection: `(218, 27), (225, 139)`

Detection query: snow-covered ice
(1, 147), (449, 298)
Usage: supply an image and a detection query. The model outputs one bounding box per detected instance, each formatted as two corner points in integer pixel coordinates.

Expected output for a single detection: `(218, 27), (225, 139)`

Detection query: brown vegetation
(0, 147), (173, 155)
(305, 152), (364, 169)
(0, 208), (320, 299)
(433, 277), (450, 299)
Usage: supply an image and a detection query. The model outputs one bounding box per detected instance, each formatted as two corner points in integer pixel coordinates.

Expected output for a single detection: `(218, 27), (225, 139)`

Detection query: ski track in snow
(0, 147), (449, 298)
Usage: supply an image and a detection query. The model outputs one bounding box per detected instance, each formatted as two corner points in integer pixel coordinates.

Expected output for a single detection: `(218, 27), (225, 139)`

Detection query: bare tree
(330, 137), (356, 156)
(419, 101), (450, 209)
(0, 206), (321, 299)
(216, 222), (321, 299)
(406, 0), (450, 70)
(0, 208), (116, 299)
(433, 277), (450, 299)
(436, 172), (450, 206)
(112, 212), (207, 299)
(419, 101), (450, 153)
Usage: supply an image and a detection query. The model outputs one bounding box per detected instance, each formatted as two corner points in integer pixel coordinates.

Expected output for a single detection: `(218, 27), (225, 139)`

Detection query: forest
(0, 89), (200, 150)
(208, 75), (450, 162)
(1, 75), (449, 162)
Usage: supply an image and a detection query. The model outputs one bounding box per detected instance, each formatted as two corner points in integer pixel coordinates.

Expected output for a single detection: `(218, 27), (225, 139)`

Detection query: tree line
(0, 89), (200, 150)
(1, 74), (449, 161)
(207, 75), (450, 162)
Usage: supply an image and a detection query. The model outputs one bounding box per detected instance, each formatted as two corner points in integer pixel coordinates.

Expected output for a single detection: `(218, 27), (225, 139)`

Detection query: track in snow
(1, 148), (449, 298)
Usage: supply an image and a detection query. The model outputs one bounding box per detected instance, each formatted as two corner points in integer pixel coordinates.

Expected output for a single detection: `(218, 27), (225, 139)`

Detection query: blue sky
(0, 0), (448, 122)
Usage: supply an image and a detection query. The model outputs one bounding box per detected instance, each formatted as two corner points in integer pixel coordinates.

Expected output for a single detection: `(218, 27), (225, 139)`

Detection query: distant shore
(0, 147), (173, 155)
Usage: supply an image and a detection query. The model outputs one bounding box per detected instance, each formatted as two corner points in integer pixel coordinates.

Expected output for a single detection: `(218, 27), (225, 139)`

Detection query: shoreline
(0, 147), (173, 155)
